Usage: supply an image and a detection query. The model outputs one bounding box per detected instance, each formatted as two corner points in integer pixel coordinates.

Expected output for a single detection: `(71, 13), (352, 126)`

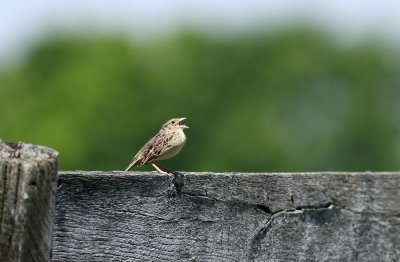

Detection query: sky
(1, 0), (400, 64)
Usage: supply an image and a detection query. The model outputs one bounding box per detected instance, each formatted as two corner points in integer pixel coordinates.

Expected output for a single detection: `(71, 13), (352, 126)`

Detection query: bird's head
(162, 118), (189, 130)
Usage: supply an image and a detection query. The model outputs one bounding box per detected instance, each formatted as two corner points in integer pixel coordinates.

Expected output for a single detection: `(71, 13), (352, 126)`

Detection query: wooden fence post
(0, 140), (58, 262)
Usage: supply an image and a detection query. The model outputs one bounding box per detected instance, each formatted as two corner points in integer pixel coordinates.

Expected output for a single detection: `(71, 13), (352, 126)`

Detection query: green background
(1, 28), (399, 172)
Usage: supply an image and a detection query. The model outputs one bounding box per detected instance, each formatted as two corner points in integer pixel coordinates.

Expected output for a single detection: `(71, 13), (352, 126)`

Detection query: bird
(125, 118), (189, 176)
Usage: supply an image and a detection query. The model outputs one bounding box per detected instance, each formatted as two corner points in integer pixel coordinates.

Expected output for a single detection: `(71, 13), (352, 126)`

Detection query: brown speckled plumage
(125, 118), (188, 176)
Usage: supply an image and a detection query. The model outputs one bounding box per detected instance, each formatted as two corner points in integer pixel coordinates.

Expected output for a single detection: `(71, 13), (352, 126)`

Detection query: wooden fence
(1, 140), (400, 261)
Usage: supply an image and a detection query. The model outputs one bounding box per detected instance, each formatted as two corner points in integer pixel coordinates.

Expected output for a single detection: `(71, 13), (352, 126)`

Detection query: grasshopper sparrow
(125, 118), (189, 176)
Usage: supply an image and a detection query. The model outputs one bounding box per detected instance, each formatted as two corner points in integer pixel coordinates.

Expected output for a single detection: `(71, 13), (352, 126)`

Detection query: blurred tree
(0, 29), (399, 171)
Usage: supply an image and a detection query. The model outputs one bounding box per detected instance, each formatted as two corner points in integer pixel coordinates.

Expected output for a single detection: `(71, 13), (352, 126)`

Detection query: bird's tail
(125, 158), (139, 171)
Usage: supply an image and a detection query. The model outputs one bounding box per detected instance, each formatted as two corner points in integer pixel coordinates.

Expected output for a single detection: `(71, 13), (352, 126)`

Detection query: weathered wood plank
(0, 140), (58, 262)
(53, 171), (400, 262)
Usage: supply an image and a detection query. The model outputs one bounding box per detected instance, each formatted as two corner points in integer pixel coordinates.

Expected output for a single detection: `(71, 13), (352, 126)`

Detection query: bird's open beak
(178, 117), (189, 129)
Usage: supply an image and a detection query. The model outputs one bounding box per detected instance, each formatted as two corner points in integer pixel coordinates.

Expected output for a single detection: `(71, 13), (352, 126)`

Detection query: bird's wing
(141, 132), (167, 165)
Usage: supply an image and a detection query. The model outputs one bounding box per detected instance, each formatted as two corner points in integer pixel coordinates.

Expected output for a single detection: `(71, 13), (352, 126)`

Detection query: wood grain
(0, 140), (58, 262)
(53, 171), (400, 261)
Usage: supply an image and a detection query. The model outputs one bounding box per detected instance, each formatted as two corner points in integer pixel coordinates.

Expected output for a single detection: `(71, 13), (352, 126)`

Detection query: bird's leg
(151, 163), (173, 177)
(155, 163), (171, 173)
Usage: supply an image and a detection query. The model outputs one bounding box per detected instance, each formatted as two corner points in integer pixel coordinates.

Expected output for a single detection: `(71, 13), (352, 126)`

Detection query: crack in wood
(0, 140), (58, 262)
(53, 171), (400, 261)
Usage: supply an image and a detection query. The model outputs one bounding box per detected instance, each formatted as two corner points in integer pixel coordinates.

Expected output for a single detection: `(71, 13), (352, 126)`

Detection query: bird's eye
(171, 121), (175, 124)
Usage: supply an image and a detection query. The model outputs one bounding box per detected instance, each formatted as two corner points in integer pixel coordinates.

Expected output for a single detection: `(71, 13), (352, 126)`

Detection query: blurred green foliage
(0, 29), (399, 172)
